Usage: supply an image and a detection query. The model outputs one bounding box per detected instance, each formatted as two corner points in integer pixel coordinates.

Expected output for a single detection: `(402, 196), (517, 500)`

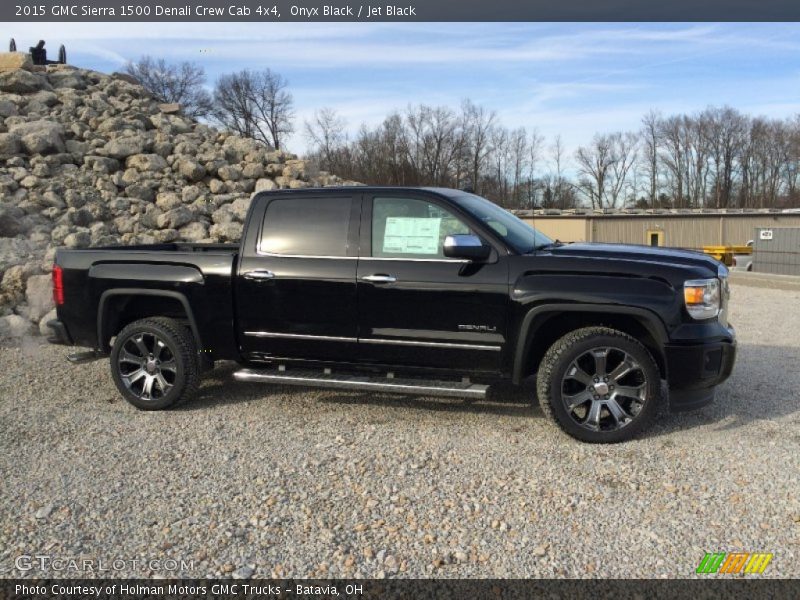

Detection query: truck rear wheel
(110, 317), (199, 410)
(536, 326), (661, 443)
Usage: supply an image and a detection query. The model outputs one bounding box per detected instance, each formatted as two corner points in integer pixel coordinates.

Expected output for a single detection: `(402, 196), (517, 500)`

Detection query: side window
(260, 197), (351, 257)
(371, 197), (471, 259)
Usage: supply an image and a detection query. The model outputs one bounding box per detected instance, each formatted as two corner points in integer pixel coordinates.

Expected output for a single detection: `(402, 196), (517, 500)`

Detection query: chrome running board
(67, 350), (104, 364)
(233, 367), (488, 399)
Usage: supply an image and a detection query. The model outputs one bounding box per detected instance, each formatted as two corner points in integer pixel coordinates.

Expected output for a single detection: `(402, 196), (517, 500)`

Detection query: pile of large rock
(0, 57), (357, 339)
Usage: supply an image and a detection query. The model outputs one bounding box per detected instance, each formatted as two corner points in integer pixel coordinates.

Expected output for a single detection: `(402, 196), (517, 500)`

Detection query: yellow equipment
(703, 245), (752, 266)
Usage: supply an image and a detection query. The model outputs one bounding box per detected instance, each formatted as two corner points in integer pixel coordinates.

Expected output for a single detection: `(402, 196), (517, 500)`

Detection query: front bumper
(46, 319), (73, 345)
(665, 325), (736, 411)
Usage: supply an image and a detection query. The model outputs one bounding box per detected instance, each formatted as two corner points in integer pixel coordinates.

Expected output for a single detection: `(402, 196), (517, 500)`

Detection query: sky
(7, 22), (800, 157)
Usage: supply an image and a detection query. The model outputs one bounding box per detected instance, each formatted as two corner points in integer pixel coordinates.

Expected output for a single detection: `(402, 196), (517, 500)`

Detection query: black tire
(110, 317), (199, 410)
(536, 326), (661, 443)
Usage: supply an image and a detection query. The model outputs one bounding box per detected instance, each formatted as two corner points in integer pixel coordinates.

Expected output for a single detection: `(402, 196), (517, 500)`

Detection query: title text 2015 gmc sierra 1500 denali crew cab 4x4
(48, 187), (736, 443)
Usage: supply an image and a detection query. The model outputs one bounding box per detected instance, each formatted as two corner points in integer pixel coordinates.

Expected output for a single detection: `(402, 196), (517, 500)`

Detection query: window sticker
(383, 217), (441, 255)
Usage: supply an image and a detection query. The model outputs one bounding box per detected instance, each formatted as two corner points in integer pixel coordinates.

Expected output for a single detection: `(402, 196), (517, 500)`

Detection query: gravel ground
(0, 282), (798, 579)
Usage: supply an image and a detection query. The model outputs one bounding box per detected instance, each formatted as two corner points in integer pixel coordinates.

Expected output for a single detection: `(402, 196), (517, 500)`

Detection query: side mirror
(443, 234), (491, 261)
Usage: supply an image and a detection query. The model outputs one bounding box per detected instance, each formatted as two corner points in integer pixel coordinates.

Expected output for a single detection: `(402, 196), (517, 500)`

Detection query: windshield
(450, 193), (554, 253)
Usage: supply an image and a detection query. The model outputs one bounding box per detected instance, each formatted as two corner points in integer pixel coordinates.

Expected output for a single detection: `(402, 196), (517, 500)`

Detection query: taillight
(52, 265), (64, 305)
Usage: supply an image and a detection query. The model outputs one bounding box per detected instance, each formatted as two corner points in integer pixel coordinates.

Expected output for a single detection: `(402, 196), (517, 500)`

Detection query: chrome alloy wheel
(560, 346), (648, 432)
(116, 332), (178, 402)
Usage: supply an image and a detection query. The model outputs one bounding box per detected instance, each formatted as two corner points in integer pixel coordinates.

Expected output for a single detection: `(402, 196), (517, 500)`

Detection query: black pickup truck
(49, 187), (736, 442)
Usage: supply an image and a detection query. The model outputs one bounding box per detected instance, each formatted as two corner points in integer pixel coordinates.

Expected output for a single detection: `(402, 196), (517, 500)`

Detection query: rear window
(259, 197), (352, 257)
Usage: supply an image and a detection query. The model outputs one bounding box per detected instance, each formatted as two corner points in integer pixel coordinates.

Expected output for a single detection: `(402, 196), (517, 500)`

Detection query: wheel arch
(513, 304), (668, 384)
(98, 289), (202, 352)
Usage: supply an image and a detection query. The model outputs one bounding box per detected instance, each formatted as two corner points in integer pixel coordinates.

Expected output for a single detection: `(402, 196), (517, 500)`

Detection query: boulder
(0, 314), (35, 339)
(25, 274), (54, 322)
(0, 99), (19, 118)
(47, 70), (87, 90)
(63, 231), (91, 248)
(208, 179), (225, 194)
(229, 197), (251, 221)
(25, 90), (60, 113)
(0, 69), (49, 94)
(0, 133), (21, 158)
(126, 153), (168, 172)
(101, 134), (148, 159)
(1, 263), (38, 301)
(178, 159), (206, 182)
(242, 163), (264, 179)
(222, 136), (263, 161)
(84, 155), (121, 174)
(110, 72), (140, 86)
(156, 206), (193, 229)
(254, 178), (278, 193)
(0, 52), (33, 72)
(211, 206), (235, 225)
(217, 165), (242, 182)
(8, 121), (66, 155)
(0, 204), (26, 237)
(159, 102), (181, 114)
(181, 185), (202, 203)
(155, 192), (182, 211)
(66, 207), (94, 227)
(178, 221), (208, 241)
(125, 184), (156, 203)
(209, 222), (242, 242)
(39, 308), (57, 336)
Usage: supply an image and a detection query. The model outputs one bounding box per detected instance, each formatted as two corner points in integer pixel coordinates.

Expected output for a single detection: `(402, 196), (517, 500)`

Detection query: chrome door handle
(362, 274), (397, 283)
(243, 270), (275, 280)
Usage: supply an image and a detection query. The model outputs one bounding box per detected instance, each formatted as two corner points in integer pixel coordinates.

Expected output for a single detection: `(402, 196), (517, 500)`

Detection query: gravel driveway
(1, 283), (798, 579)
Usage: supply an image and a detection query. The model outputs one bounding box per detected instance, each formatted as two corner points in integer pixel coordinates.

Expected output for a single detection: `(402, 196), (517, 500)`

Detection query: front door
(236, 193), (360, 362)
(356, 193), (509, 372)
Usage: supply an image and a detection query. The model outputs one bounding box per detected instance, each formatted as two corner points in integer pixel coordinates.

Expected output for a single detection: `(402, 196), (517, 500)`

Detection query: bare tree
(525, 129), (544, 208)
(460, 100), (497, 194)
(545, 135), (577, 209)
(575, 134), (612, 209)
(641, 110), (661, 207)
(490, 126), (510, 204)
(507, 127), (528, 208)
(702, 107), (748, 208)
(124, 56), (213, 118)
(608, 132), (639, 207)
(297, 98), (800, 210)
(305, 107), (347, 172)
(213, 69), (295, 149)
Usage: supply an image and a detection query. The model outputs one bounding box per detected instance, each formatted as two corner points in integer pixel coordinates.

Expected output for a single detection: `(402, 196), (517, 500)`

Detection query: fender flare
(97, 288), (203, 351)
(512, 303), (669, 384)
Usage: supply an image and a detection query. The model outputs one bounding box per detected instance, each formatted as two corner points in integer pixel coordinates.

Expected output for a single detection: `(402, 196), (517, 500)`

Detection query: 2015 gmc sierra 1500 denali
(48, 187), (736, 442)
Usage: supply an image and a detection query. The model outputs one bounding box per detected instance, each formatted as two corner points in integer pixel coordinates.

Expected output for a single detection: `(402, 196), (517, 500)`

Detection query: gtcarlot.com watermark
(15, 554), (194, 573)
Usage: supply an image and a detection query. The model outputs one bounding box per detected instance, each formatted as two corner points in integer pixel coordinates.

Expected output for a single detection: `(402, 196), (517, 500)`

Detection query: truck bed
(54, 243), (240, 359)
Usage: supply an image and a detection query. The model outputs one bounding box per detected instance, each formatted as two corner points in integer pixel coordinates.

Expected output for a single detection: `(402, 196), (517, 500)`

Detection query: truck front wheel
(110, 317), (200, 410)
(536, 326), (661, 443)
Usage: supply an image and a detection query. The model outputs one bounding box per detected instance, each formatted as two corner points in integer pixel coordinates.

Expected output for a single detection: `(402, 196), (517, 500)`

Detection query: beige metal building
(513, 209), (800, 250)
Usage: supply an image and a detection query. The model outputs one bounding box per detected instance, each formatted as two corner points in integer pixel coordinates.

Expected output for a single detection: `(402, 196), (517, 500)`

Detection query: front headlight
(684, 278), (721, 320)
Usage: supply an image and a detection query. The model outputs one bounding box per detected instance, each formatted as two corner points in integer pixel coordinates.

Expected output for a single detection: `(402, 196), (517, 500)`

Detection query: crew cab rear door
(356, 192), (509, 373)
(236, 192), (360, 362)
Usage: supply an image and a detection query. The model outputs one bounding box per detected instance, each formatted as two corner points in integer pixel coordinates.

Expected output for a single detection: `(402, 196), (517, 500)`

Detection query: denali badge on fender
(458, 325), (498, 332)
